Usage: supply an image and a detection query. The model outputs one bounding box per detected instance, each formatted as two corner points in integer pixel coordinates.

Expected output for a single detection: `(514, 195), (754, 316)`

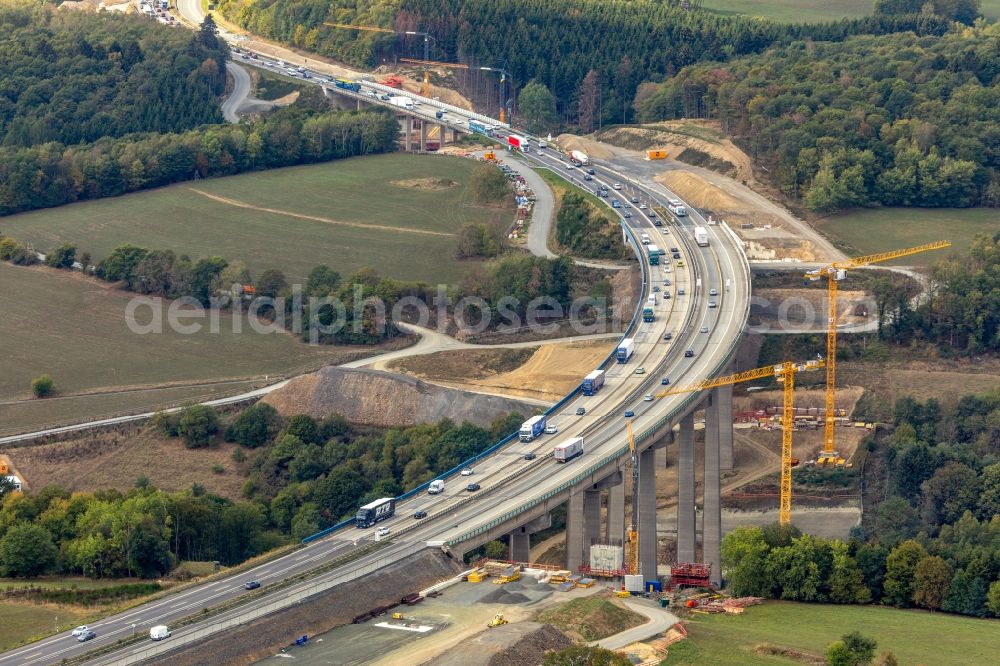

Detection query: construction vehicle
(655, 358), (824, 525)
(806, 241), (950, 464)
(483, 150), (496, 161)
(487, 612), (508, 628)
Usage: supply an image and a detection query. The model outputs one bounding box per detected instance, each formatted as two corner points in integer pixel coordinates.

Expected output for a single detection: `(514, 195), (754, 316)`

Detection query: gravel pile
(488, 624), (574, 666)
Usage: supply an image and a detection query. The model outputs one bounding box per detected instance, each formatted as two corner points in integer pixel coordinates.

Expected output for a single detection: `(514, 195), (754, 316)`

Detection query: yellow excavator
(487, 612), (508, 628)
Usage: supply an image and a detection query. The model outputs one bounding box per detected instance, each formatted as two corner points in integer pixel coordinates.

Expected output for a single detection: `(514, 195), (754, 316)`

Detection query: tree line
(0, 406), (523, 578)
(638, 23), (1000, 211)
(0, 105), (400, 216)
(217, 0), (952, 128)
(725, 385), (1000, 618)
(1, 228), (587, 344)
(870, 233), (1000, 354)
(0, 5), (228, 148)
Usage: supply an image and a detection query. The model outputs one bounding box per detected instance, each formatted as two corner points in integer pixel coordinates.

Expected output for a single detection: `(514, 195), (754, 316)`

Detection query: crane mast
(806, 240), (950, 462)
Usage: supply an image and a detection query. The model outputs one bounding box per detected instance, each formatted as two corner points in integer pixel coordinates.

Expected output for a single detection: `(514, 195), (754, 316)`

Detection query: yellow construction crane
(655, 358), (824, 525)
(625, 419), (640, 577)
(806, 241), (950, 463)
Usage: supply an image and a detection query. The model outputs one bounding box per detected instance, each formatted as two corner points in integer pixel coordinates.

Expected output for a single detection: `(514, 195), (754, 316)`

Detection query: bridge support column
(404, 115), (413, 152)
(420, 120), (427, 152)
(508, 514), (551, 563)
(584, 490), (601, 557)
(639, 446), (658, 579)
(438, 123), (447, 146)
(677, 412), (696, 563)
(565, 490), (586, 572)
(718, 382), (734, 471)
(510, 532), (530, 563)
(606, 479), (624, 545)
(705, 392), (722, 585)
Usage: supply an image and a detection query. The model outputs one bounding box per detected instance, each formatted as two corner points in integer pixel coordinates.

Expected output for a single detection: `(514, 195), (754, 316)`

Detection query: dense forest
(876, 233), (1000, 353)
(0, 5), (228, 147)
(724, 387), (1000, 618)
(218, 0), (951, 124)
(0, 409), (522, 578)
(555, 192), (629, 260)
(0, 105), (400, 215)
(639, 24), (1000, 210)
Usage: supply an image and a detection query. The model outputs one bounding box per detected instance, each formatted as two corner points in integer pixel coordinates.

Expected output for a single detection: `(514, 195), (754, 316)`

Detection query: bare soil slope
(389, 341), (614, 402)
(599, 121), (753, 182)
(263, 367), (537, 427)
(432, 622), (573, 666)
(149, 549), (464, 666)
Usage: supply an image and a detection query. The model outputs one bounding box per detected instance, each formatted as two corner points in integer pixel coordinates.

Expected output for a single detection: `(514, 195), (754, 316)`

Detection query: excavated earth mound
(262, 366), (537, 428)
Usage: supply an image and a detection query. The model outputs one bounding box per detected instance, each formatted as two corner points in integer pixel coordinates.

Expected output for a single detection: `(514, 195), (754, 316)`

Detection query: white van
(428, 480), (445, 495)
(647, 294), (657, 306)
(150, 625), (171, 641)
(640, 233), (650, 245)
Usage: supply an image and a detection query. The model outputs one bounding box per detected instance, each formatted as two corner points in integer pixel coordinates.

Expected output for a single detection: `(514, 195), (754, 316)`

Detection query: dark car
(576, 407), (586, 415)
(624, 409), (635, 418)
(673, 252), (681, 259)
(685, 350), (695, 358)
(524, 452), (537, 461)
(584, 174), (593, 180)
(587, 168), (596, 175)
(661, 377), (671, 385)
(670, 247), (679, 253)
(466, 483), (481, 492)
(414, 510), (428, 519)
(78, 630), (97, 642)
(244, 580), (261, 590)
(663, 332), (673, 341)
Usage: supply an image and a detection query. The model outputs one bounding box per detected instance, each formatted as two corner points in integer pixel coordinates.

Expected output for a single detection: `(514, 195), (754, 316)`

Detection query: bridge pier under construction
(559, 388), (732, 586)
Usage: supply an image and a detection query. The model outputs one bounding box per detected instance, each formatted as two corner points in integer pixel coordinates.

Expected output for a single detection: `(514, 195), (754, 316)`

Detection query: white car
(376, 527), (390, 537)
(639, 203), (647, 209)
(545, 425), (558, 434)
(643, 394), (654, 402)
(460, 468), (474, 476)
(71, 626), (89, 637)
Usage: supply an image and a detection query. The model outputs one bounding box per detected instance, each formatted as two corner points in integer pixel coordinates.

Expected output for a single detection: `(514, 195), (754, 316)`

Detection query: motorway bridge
(0, 39), (751, 666)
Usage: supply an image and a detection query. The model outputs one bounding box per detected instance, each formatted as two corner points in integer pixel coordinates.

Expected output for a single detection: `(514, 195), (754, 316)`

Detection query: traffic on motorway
(1, 34), (749, 666)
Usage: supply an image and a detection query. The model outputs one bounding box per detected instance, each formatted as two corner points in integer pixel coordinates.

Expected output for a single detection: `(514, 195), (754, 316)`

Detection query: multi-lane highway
(0, 23), (750, 666)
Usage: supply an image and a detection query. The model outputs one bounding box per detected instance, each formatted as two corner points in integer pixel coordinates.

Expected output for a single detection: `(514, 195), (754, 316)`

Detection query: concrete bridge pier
(508, 514), (551, 563)
(566, 471), (624, 571)
(606, 479), (624, 545)
(676, 412), (696, 563)
(718, 382), (734, 471)
(420, 120), (427, 152)
(704, 390), (723, 585)
(403, 115), (413, 152)
(638, 445), (659, 579)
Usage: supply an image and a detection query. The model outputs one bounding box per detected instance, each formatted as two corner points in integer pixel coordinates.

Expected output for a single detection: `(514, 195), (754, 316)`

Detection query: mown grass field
(664, 601), (1000, 665)
(812, 207), (997, 266)
(0, 603), (87, 651)
(701, 0), (1000, 21)
(0, 263), (375, 432)
(0, 154), (510, 284)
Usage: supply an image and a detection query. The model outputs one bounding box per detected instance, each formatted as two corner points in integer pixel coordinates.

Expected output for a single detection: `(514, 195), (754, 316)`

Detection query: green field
(700, 0), (1000, 21)
(0, 263), (375, 432)
(665, 601), (1000, 665)
(0, 154), (510, 284)
(0, 603), (87, 651)
(812, 207), (998, 266)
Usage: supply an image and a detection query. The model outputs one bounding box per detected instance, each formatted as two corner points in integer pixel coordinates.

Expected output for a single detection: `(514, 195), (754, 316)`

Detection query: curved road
(221, 61), (251, 122)
(593, 598), (679, 650)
